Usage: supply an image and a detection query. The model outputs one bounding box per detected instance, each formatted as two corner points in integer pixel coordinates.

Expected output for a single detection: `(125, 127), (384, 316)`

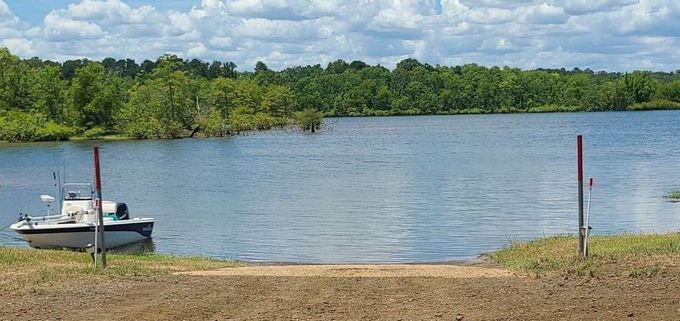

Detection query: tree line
(1, 48), (679, 142)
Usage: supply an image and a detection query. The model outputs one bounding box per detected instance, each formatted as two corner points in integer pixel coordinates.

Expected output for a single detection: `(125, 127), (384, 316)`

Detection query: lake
(2, 111), (680, 263)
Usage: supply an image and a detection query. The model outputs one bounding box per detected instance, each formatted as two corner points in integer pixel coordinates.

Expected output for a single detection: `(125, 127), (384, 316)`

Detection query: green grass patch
(489, 233), (680, 277)
(68, 134), (135, 141)
(0, 247), (237, 290)
(664, 190), (680, 202)
(628, 99), (680, 111)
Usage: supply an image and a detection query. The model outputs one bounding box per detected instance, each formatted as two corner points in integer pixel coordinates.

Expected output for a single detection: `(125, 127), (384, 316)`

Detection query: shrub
(272, 116), (291, 128)
(628, 99), (680, 111)
(253, 112), (275, 130)
(528, 105), (580, 113)
(120, 116), (164, 139)
(37, 122), (76, 141)
(0, 111), (75, 142)
(294, 109), (324, 132)
(457, 108), (483, 114)
(230, 113), (255, 133)
(198, 110), (230, 137)
(81, 126), (107, 140)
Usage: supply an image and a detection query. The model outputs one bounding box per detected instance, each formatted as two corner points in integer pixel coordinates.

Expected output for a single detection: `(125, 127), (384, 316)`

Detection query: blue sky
(1, 0), (679, 71)
(6, 0), (196, 24)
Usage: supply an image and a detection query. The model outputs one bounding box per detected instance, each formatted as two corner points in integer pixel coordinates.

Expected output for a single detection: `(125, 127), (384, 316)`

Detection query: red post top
(589, 177), (594, 188)
(577, 135), (583, 182)
(93, 146), (102, 191)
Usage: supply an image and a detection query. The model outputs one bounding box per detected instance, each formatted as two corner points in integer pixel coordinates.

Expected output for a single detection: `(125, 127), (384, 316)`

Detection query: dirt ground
(2, 263), (679, 321)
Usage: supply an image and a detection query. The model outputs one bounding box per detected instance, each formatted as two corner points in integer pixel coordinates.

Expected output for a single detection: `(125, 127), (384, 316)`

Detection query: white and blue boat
(10, 183), (154, 249)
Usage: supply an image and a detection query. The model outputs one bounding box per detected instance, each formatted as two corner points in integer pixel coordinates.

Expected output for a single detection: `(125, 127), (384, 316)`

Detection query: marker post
(93, 146), (107, 268)
(584, 177), (594, 257)
(577, 135), (585, 255)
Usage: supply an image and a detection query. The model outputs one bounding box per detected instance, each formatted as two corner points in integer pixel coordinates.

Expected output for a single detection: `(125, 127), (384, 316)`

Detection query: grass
(489, 233), (680, 277)
(4, 233), (680, 290)
(1, 134), (135, 144)
(0, 246), (237, 290)
(68, 134), (135, 141)
(664, 190), (680, 202)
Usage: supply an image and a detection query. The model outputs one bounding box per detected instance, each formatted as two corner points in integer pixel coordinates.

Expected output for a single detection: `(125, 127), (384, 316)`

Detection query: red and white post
(93, 146), (107, 268)
(584, 177), (594, 257)
(577, 135), (585, 256)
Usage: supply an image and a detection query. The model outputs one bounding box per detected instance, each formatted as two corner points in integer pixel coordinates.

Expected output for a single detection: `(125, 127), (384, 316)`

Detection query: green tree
(294, 108), (323, 132)
(326, 59), (349, 74)
(210, 77), (238, 118)
(116, 83), (165, 139)
(660, 80), (680, 102)
(3, 47), (680, 142)
(30, 66), (66, 120)
(68, 62), (124, 128)
(261, 85), (295, 117)
(0, 48), (32, 111)
(151, 55), (194, 129)
(208, 61), (223, 79)
(621, 71), (656, 104)
(254, 61), (270, 74)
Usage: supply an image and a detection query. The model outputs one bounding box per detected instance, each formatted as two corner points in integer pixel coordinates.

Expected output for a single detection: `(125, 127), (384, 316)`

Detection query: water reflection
(111, 239), (156, 255)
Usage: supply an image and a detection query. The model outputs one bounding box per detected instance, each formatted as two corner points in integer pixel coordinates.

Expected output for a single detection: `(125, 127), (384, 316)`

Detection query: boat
(10, 182), (155, 249)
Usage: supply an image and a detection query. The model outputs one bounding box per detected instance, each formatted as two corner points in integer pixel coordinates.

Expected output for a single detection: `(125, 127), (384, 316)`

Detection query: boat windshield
(62, 184), (93, 200)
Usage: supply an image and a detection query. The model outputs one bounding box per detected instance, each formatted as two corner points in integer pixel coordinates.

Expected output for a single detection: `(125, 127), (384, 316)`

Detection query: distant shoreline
(3, 108), (680, 145)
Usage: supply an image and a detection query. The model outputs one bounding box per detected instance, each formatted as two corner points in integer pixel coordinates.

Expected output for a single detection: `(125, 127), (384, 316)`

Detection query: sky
(0, 0), (678, 72)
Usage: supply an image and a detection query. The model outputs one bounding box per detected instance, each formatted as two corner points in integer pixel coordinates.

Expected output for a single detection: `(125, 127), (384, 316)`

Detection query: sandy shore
(176, 263), (515, 278)
(3, 262), (679, 321)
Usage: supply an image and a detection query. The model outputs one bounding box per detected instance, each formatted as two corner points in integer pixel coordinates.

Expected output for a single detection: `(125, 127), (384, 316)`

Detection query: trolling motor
(15, 195), (57, 225)
(41, 195), (56, 216)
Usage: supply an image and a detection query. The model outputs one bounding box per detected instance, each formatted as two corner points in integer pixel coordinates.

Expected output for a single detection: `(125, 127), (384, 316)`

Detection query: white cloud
(519, 3), (569, 24)
(0, 0), (677, 72)
(65, 0), (133, 23)
(43, 10), (104, 41)
(0, 0), (10, 16)
(0, 0), (26, 38)
(208, 36), (233, 49)
(466, 7), (514, 24)
(166, 11), (194, 35)
(186, 42), (208, 57)
(233, 18), (333, 43)
(2, 38), (37, 57)
(225, 0), (338, 20)
(554, 0), (638, 15)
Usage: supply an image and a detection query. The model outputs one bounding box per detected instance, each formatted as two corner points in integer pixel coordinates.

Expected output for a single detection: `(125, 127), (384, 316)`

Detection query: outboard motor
(115, 203), (129, 220)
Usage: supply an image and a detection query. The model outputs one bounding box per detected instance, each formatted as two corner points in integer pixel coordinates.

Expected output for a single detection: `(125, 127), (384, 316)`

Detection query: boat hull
(11, 218), (154, 249)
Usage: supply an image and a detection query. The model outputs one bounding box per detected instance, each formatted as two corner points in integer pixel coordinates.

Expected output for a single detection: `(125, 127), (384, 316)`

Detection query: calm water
(2, 111), (680, 263)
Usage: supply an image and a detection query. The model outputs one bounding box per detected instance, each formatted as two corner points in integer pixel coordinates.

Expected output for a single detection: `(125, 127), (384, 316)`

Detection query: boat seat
(64, 206), (83, 215)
